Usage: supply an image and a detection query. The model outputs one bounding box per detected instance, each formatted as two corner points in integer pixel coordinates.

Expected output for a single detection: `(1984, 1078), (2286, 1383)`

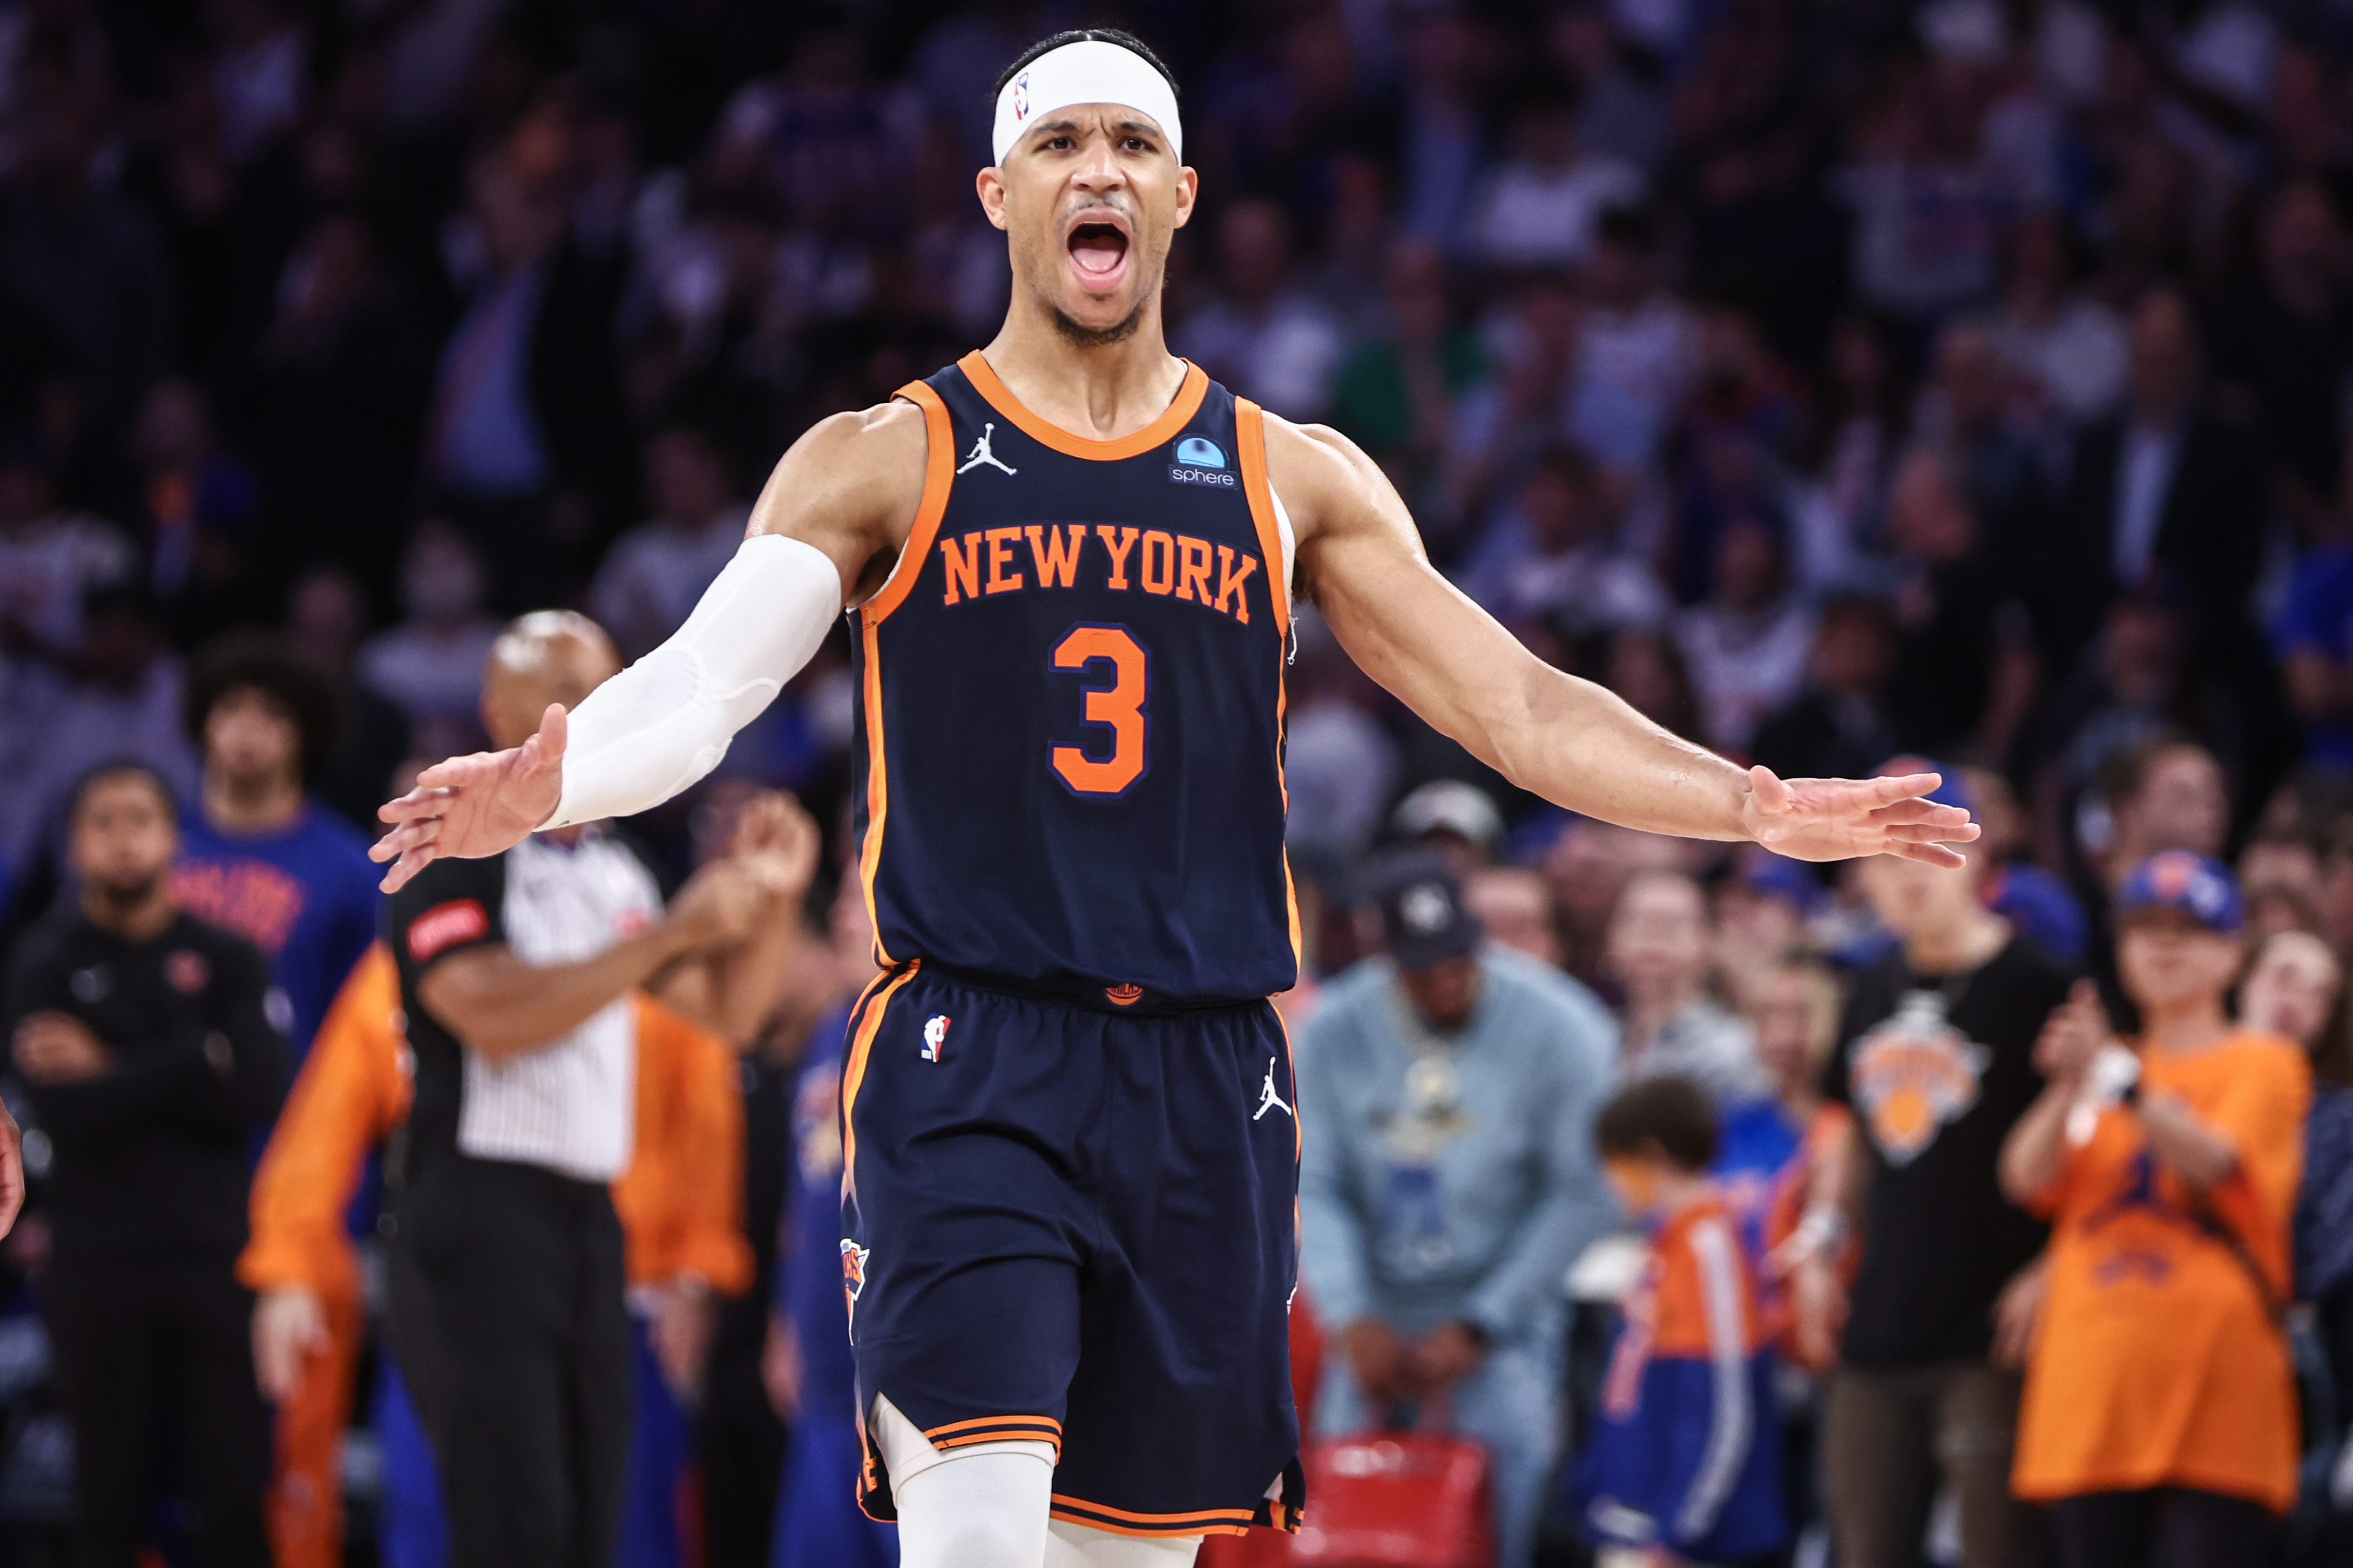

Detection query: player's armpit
(745, 398), (934, 607)
(1264, 415), (1753, 841)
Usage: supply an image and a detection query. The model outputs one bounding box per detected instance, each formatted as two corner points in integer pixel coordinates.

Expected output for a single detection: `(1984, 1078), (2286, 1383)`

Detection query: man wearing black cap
(1294, 850), (1619, 1568)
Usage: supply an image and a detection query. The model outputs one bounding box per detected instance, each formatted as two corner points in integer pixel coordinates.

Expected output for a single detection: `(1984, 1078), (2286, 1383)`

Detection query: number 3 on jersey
(1050, 625), (1148, 796)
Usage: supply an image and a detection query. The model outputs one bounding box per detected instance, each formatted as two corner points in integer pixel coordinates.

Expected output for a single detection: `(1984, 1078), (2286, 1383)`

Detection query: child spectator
(1576, 1074), (1787, 1565)
(2002, 853), (2310, 1566)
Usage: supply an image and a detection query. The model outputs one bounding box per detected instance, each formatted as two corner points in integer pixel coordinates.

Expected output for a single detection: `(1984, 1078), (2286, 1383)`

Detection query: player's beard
(1039, 263), (1159, 349)
(1049, 298), (1148, 347)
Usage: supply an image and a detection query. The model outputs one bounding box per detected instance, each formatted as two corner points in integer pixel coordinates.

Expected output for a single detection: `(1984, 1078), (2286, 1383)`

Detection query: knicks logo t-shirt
(1825, 936), (2075, 1368)
(1847, 991), (1991, 1165)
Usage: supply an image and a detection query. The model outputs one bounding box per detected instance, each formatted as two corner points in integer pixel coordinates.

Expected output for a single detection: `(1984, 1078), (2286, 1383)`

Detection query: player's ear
(976, 166), (1011, 232)
(1172, 165), (1198, 230)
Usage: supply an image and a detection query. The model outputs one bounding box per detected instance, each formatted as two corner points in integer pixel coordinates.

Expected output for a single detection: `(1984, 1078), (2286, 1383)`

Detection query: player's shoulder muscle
(1257, 410), (1430, 606)
(747, 399), (933, 600)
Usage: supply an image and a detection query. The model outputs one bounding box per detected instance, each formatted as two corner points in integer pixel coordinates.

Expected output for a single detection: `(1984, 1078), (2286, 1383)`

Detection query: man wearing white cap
(369, 27), (1980, 1568)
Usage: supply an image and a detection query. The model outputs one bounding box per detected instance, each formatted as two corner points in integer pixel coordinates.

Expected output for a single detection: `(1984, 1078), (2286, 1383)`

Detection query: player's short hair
(185, 631), (342, 789)
(1595, 1075), (1719, 1171)
(993, 29), (1178, 107)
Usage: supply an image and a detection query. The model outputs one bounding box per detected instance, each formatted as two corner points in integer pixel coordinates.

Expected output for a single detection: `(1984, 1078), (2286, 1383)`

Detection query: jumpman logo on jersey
(956, 422), (1018, 477)
(1254, 1058), (1293, 1122)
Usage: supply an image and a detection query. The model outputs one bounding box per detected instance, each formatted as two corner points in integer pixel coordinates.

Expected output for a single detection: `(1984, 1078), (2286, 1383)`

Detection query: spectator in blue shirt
(171, 633), (381, 1063)
(1297, 849), (1619, 1568)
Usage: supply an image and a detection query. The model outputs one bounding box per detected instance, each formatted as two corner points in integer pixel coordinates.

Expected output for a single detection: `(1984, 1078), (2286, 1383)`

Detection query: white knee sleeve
(1044, 1520), (1203, 1566)
(878, 1396), (1056, 1568)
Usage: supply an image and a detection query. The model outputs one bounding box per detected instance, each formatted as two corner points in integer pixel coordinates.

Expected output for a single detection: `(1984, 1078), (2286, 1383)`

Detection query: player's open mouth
(1067, 220), (1130, 289)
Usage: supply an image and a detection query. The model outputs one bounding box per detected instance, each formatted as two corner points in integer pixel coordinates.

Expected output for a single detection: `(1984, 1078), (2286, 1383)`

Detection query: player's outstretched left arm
(1269, 417), (1978, 865)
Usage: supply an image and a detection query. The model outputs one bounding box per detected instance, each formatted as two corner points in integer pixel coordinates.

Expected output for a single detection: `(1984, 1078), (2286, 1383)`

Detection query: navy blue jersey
(852, 353), (1299, 1007)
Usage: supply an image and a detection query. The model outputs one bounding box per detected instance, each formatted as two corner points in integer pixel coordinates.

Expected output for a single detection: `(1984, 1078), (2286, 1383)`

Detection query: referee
(381, 613), (792, 1568)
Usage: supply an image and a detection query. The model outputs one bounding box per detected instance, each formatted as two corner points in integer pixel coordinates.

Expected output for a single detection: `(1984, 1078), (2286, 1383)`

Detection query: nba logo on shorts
(922, 1014), (950, 1062)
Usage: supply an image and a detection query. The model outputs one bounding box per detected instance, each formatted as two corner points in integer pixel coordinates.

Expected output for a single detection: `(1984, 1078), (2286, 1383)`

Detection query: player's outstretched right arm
(371, 403), (928, 892)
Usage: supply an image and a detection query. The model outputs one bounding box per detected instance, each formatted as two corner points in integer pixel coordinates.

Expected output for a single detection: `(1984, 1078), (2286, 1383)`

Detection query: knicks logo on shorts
(841, 1240), (870, 1299)
(1105, 983), (1144, 1007)
(1849, 992), (1989, 1165)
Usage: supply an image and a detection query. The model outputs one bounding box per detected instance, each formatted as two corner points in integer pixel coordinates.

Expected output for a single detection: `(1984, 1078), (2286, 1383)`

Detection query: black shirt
(1825, 935), (2073, 1368)
(1, 910), (288, 1264)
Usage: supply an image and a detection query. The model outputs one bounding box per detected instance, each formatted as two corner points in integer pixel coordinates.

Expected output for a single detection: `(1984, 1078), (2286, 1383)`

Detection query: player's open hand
(371, 703), (569, 892)
(1740, 765), (1979, 867)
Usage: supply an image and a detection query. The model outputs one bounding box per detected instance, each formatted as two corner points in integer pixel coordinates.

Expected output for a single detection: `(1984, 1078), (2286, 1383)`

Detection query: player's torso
(852, 353), (1297, 1007)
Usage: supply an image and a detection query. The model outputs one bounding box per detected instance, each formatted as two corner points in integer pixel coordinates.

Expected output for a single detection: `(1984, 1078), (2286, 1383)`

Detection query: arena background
(2, 0), (2352, 1564)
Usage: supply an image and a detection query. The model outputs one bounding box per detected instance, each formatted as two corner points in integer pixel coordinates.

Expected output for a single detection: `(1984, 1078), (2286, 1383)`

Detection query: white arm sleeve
(541, 533), (842, 830)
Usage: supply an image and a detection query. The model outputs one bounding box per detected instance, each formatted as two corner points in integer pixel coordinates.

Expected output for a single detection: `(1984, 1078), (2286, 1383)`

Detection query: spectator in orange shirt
(2001, 851), (2310, 1568)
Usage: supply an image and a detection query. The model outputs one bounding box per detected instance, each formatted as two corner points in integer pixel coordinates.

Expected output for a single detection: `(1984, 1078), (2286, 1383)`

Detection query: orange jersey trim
(923, 1414), (1064, 1439)
(839, 963), (921, 1194)
(1048, 1495), (1256, 1526)
(927, 1420), (1068, 1457)
(958, 350), (1209, 463)
(855, 616), (896, 967)
(852, 380), (956, 967)
(1049, 1496), (1255, 1538)
(868, 380), (956, 625)
(1232, 399), (1290, 628)
(1235, 397), (1304, 975)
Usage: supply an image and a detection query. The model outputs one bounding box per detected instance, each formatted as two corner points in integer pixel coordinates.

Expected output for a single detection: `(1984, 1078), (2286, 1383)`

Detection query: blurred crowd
(5, 0), (2353, 1564)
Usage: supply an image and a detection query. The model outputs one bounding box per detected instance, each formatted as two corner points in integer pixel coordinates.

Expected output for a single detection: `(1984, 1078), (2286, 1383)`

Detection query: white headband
(991, 40), (1182, 166)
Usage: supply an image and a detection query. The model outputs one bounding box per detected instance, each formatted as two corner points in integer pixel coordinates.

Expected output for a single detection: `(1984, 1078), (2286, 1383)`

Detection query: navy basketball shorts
(837, 961), (1306, 1540)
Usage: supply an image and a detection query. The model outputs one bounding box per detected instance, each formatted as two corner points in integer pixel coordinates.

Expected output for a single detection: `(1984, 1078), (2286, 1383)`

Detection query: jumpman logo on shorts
(956, 422), (1018, 477)
(1254, 1058), (1293, 1122)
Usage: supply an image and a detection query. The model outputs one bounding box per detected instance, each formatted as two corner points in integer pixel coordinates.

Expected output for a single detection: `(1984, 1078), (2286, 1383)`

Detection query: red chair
(1201, 1294), (1496, 1568)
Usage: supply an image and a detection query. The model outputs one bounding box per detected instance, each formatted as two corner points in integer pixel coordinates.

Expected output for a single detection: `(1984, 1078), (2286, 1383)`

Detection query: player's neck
(980, 296), (1188, 444)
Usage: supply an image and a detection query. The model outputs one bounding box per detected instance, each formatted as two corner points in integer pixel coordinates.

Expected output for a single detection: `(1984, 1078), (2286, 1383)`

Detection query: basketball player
(370, 30), (1977, 1568)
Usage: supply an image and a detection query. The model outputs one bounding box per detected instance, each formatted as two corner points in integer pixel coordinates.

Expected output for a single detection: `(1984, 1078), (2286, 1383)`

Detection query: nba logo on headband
(991, 39), (1184, 165)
